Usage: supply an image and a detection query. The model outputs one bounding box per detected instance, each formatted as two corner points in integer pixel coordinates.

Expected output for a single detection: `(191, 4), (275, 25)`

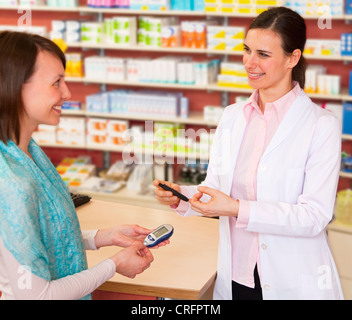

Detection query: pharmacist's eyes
(259, 52), (269, 58)
(243, 45), (250, 53)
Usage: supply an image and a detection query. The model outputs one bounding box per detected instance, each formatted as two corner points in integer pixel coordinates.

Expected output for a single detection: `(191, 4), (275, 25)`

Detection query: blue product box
(343, 102), (352, 135)
(350, 71), (352, 96)
(341, 33), (352, 56)
(347, 0), (352, 14)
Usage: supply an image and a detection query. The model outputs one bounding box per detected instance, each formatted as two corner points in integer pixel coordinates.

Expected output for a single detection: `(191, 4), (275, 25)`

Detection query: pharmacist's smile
(247, 71), (265, 80)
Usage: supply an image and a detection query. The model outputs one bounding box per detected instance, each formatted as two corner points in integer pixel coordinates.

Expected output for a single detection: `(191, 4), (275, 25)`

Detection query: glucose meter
(144, 224), (174, 248)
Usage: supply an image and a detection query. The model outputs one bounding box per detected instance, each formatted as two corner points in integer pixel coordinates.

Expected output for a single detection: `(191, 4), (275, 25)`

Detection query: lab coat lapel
(224, 105), (247, 195)
(262, 91), (310, 159)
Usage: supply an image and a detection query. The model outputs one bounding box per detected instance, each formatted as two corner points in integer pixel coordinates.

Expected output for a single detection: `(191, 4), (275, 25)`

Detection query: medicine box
(341, 33), (352, 56)
(343, 102), (352, 135)
(347, 0), (352, 14)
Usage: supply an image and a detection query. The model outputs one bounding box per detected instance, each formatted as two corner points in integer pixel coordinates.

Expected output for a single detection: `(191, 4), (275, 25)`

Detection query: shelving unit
(1, 3), (351, 196)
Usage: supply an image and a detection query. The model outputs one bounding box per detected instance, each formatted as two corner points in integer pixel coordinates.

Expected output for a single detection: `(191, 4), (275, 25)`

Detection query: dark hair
(248, 7), (307, 88)
(0, 31), (66, 144)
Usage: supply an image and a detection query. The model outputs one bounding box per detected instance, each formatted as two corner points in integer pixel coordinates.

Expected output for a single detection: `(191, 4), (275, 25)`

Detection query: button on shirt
(230, 82), (301, 288)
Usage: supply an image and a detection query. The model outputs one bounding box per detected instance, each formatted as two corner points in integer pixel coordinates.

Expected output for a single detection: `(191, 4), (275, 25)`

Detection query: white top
(0, 230), (116, 300)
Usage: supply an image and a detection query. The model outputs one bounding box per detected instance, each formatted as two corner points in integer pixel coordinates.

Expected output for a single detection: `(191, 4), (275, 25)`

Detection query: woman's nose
(61, 81), (71, 101)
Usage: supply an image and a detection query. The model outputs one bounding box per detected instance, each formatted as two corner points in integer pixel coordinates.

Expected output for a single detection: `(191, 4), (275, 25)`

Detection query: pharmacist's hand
(110, 241), (154, 279)
(189, 186), (239, 218)
(153, 179), (181, 207)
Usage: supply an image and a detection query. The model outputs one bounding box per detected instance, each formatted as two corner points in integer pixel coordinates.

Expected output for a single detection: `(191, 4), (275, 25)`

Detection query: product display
(0, 2), (351, 193)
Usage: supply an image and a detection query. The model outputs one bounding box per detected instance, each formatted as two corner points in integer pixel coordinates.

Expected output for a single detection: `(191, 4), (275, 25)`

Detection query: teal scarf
(0, 139), (90, 300)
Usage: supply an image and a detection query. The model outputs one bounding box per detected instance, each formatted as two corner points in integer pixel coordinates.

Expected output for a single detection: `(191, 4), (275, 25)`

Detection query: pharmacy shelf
(67, 76), (209, 90)
(65, 76), (352, 101)
(70, 42), (352, 61)
(61, 108), (218, 127)
(0, 5), (79, 12)
(39, 141), (210, 161)
(69, 42), (244, 56)
(0, 5), (350, 20)
(342, 134), (352, 141)
(83, 111), (218, 126)
(340, 171), (352, 179)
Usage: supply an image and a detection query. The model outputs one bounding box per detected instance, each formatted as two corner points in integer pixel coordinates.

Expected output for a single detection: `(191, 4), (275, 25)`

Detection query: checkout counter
(77, 200), (219, 300)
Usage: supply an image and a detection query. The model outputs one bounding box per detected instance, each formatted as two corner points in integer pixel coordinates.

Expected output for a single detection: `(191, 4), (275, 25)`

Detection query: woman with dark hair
(154, 7), (343, 300)
(0, 31), (168, 300)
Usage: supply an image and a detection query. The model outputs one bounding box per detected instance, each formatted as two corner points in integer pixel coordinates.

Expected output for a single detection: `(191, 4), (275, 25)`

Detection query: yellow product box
(207, 39), (226, 50)
(220, 62), (247, 76)
(303, 39), (322, 56)
(321, 40), (341, 56)
(226, 39), (245, 52)
(221, 5), (236, 13)
(217, 74), (251, 89)
(207, 26), (227, 39)
(255, 5), (269, 14)
(237, 0), (254, 3)
(205, 4), (222, 12)
(65, 53), (83, 78)
(255, 0), (282, 5)
(226, 27), (246, 39)
(237, 4), (255, 14)
(221, 0), (235, 3)
(217, 74), (237, 86)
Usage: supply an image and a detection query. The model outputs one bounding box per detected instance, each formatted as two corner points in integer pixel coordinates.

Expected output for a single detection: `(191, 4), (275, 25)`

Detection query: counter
(77, 200), (219, 299)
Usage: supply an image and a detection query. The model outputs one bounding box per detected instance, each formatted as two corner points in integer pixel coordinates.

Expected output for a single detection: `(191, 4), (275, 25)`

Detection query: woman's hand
(153, 179), (181, 207)
(189, 186), (239, 218)
(110, 241), (154, 279)
(95, 224), (170, 249)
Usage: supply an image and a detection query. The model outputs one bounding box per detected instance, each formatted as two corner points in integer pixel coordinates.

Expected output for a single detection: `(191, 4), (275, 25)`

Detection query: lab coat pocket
(283, 168), (305, 203)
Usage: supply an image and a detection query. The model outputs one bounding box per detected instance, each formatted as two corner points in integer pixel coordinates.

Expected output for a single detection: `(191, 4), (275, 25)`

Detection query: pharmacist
(0, 31), (169, 300)
(154, 7), (343, 300)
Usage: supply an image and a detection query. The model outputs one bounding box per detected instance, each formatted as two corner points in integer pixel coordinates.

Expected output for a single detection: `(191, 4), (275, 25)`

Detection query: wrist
(94, 228), (113, 249)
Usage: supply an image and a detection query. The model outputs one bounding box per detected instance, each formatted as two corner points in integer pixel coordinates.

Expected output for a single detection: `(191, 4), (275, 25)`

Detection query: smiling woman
(0, 32), (67, 148)
(153, 7), (344, 300)
(20, 50), (71, 149)
(0, 32), (166, 300)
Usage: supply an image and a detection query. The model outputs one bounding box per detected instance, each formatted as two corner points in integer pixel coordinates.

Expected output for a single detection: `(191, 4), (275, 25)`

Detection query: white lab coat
(181, 90), (344, 300)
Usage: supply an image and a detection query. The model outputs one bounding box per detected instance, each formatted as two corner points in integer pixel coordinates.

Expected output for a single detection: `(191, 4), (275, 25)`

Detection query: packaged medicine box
(347, 0), (352, 14)
(343, 102), (352, 135)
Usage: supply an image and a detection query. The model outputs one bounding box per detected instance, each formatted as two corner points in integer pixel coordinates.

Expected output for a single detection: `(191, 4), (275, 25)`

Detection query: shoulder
(217, 101), (247, 127)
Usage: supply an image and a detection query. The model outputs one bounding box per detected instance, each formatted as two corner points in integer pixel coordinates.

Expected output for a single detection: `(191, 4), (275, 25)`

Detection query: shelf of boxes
(68, 41), (352, 62)
(60, 108), (218, 126)
(65, 76), (351, 101)
(0, 5), (351, 19)
(38, 141), (211, 161)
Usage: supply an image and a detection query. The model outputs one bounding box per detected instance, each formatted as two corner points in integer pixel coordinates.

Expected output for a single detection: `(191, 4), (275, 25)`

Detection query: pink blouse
(230, 82), (301, 288)
(174, 82), (302, 289)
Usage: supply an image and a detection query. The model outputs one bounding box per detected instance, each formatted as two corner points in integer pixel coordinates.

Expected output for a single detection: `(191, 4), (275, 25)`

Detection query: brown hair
(0, 31), (66, 144)
(248, 7), (307, 88)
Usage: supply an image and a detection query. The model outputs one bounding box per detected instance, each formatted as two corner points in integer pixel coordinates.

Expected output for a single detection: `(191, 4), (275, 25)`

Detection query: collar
(243, 82), (302, 123)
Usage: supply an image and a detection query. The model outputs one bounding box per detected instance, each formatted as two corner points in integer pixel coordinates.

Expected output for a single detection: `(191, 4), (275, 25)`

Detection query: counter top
(77, 200), (219, 299)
